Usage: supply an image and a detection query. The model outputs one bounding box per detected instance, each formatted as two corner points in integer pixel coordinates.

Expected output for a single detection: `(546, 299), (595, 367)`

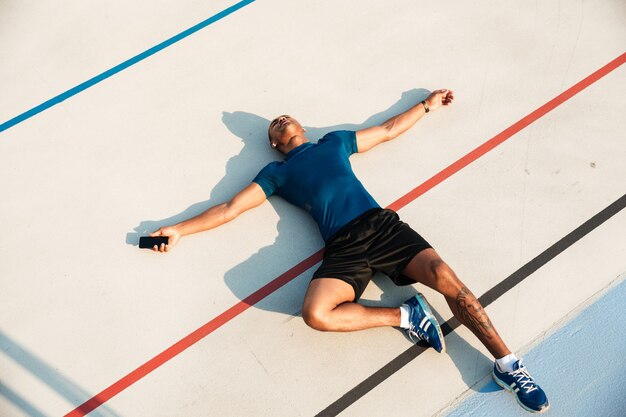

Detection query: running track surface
(66, 53), (625, 416)
(0, 1), (624, 415)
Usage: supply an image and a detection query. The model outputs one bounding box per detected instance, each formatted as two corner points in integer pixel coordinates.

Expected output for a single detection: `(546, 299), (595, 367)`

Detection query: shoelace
(510, 364), (538, 394)
(407, 323), (427, 344)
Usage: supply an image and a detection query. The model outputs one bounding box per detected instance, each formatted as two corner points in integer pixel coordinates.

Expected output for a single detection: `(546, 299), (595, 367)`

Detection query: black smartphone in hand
(139, 236), (169, 249)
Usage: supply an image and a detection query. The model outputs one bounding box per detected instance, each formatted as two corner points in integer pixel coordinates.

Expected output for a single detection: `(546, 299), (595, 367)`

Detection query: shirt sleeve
(252, 162), (280, 197)
(319, 130), (358, 156)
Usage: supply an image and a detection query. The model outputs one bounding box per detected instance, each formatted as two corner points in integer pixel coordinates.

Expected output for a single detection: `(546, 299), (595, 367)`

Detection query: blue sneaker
(404, 293), (445, 353)
(492, 359), (549, 413)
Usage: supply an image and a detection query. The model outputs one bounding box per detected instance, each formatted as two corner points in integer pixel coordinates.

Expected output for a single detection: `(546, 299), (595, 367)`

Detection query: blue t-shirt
(253, 130), (380, 241)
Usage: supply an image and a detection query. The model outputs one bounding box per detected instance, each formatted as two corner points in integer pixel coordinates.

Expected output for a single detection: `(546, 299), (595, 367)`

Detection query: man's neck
(282, 135), (310, 154)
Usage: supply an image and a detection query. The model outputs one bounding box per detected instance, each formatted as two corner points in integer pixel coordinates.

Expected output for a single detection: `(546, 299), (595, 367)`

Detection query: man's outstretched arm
(355, 89), (454, 153)
(149, 182), (267, 252)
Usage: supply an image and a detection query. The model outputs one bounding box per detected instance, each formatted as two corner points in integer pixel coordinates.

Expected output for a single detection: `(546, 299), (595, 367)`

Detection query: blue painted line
(0, 0), (256, 133)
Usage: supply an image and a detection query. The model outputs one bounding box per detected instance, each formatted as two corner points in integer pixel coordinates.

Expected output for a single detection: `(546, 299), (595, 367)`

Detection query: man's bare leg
(301, 251), (511, 358)
(302, 278), (400, 331)
(402, 249), (550, 412)
(401, 248), (511, 358)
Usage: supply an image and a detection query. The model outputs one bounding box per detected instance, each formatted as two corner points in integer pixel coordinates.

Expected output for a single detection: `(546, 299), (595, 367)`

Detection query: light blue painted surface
(444, 277), (626, 417)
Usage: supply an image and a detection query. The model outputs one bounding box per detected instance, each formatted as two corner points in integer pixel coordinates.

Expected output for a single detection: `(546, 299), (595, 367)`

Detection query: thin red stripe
(389, 52), (625, 211)
(65, 51), (625, 417)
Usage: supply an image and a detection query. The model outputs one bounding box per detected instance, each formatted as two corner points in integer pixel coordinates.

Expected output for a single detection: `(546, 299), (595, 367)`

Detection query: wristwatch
(421, 100), (430, 113)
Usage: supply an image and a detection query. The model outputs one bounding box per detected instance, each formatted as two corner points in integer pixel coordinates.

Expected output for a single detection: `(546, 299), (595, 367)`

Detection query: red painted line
(389, 52), (626, 211)
(65, 52), (625, 417)
(65, 251), (323, 417)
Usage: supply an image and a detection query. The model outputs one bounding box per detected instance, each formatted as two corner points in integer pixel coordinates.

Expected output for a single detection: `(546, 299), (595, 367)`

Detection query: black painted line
(317, 193), (626, 416)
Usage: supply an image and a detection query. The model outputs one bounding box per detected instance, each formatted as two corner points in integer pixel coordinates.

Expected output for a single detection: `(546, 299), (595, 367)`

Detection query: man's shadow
(129, 88), (434, 314)
(128, 87), (432, 276)
(128, 88), (494, 390)
(362, 278), (495, 392)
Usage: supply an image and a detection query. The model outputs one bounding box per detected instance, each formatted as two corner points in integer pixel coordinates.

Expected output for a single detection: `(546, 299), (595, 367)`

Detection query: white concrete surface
(1, 1), (625, 416)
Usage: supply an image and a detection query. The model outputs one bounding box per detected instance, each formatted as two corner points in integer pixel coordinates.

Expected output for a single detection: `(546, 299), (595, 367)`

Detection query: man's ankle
(399, 304), (410, 329)
(495, 353), (518, 373)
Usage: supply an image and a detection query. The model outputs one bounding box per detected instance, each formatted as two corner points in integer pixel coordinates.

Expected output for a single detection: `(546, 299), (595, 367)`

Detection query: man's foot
(492, 359), (549, 413)
(403, 293), (445, 353)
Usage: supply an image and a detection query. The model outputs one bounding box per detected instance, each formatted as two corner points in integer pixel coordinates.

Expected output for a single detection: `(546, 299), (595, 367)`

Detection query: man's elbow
(223, 203), (240, 223)
(382, 121), (400, 141)
(386, 130), (399, 141)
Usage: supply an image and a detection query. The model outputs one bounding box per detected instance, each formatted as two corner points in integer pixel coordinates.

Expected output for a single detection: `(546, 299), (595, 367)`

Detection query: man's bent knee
(302, 303), (331, 331)
(428, 259), (464, 294)
(302, 277), (356, 331)
(429, 259), (453, 280)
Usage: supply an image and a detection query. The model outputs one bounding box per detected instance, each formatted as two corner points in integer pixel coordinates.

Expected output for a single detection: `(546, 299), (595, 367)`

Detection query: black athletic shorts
(312, 208), (432, 301)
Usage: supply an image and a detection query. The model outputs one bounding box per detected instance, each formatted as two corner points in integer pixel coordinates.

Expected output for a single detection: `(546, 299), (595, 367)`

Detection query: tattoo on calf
(455, 287), (494, 339)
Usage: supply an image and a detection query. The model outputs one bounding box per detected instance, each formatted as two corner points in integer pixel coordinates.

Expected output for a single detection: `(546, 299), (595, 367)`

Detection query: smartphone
(139, 236), (169, 249)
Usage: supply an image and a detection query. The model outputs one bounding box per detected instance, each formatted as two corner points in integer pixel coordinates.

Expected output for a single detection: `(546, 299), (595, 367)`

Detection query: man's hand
(145, 183), (267, 254)
(425, 89), (454, 112)
(149, 226), (181, 252)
